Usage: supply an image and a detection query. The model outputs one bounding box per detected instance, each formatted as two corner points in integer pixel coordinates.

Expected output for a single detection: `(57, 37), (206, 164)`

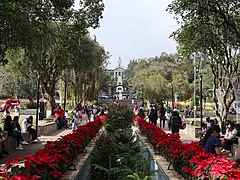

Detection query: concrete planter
(184, 124), (201, 139)
(38, 122), (57, 136)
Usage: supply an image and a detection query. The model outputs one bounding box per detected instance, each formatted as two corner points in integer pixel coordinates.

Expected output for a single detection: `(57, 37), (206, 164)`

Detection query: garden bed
(0, 115), (105, 179)
(135, 116), (240, 179)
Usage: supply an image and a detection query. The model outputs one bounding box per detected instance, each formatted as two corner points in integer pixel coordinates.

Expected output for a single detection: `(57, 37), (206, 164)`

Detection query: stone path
(0, 128), (72, 166)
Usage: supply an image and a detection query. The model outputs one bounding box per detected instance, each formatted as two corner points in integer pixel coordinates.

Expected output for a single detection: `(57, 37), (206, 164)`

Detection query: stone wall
(38, 122), (57, 136)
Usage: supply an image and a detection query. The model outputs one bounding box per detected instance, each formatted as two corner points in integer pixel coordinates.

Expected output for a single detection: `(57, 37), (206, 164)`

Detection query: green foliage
(43, 117), (55, 123)
(104, 106), (133, 131)
(89, 107), (154, 180)
(126, 53), (197, 102)
(167, 0), (240, 121)
(1, 0), (106, 112)
(189, 96), (200, 109)
(127, 173), (151, 180)
(25, 102), (37, 109)
(0, 0), (104, 63)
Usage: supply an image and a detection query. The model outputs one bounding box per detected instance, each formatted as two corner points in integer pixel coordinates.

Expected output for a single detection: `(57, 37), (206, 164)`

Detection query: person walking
(149, 106), (158, 126)
(54, 106), (64, 129)
(160, 99), (166, 128)
(170, 109), (182, 134)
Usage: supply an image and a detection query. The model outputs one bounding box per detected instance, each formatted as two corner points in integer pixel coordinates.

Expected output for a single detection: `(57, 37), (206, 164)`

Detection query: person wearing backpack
(149, 105), (158, 126)
(170, 109), (182, 134)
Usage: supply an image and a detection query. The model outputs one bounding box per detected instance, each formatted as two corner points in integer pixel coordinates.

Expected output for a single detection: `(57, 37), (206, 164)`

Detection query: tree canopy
(167, 0), (240, 122)
(0, 0), (107, 112)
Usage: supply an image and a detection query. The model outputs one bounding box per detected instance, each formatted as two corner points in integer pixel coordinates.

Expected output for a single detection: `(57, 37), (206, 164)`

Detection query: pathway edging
(135, 127), (184, 180)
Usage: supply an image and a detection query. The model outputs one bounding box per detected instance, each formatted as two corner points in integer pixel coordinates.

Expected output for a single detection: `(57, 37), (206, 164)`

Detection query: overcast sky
(76, 0), (179, 69)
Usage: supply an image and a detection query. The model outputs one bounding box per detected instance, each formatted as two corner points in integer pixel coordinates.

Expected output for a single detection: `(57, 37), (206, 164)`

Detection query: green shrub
(89, 106), (151, 180)
(25, 102), (37, 109)
(190, 96), (200, 110)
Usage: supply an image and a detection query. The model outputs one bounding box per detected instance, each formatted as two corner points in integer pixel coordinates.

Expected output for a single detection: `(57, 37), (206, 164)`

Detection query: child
(198, 123), (207, 139)
(64, 110), (69, 128)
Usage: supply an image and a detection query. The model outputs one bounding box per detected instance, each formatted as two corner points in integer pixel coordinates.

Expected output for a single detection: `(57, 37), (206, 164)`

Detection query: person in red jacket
(54, 106), (65, 129)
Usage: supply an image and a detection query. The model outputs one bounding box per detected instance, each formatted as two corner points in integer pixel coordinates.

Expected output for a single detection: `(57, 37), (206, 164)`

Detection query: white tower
(114, 57), (124, 99)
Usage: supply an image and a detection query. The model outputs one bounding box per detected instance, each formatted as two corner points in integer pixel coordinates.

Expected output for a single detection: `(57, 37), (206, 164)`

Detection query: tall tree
(168, 0), (240, 125)
(1, 0), (105, 113)
(0, 0), (104, 63)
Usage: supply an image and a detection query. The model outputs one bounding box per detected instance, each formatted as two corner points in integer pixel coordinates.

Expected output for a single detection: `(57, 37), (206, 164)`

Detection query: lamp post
(142, 84), (144, 107)
(63, 74), (67, 111)
(171, 83), (174, 110)
(36, 74), (40, 136)
(200, 74), (203, 129)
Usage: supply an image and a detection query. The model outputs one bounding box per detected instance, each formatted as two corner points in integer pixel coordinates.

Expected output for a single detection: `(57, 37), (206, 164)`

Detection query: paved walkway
(156, 119), (199, 144)
(0, 128), (72, 166)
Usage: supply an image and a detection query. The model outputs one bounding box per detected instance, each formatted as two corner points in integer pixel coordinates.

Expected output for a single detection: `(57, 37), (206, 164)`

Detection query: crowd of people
(134, 98), (184, 134)
(1, 115), (39, 152)
(134, 101), (240, 158)
(2, 97), (239, 160)
(199, 117), (240, 156)
(54, 103), (108, 131)
(0, 102), (108, 155)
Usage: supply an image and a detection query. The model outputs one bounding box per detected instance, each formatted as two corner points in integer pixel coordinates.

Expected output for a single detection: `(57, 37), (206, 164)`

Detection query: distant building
(113, 58), (124, 99)
(98, 57), (136, 101)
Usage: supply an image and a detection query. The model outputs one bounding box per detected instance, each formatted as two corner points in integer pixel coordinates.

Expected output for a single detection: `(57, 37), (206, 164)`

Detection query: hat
(173, 109), (178, 112)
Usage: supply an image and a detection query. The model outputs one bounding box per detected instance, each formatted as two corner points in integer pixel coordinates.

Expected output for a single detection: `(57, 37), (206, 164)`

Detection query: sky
(76, 0), (179, 69)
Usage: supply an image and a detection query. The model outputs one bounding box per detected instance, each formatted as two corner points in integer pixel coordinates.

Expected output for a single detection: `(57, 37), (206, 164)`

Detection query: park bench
(3, 131), (31, 151)
(3, 122), (57, 151)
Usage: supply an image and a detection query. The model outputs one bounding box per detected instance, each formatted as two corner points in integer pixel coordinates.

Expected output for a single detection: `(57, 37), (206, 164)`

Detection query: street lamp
(171, 83), (174, 110)
(36, 74), (40, 136)
(141, 84), (144, 107)
(199, 74), (203, 129)
(63, 73), (67, 111)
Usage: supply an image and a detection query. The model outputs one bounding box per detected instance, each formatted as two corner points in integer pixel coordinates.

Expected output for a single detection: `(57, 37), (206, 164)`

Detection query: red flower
(2, 116), (105, 179)
(9, 174), (41, 180)
(4, 157), (24, 169)
(135, 116), (240, 179)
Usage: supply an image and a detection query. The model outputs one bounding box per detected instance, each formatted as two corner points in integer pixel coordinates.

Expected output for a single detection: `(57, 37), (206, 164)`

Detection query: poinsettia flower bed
(135, 116), (240, 179)
(1, 115), (105, 180)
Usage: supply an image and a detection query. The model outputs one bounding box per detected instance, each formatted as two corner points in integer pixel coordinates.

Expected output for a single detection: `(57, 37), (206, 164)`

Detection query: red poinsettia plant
(135, 116), (240, 180)
(1, 115), (105, 180)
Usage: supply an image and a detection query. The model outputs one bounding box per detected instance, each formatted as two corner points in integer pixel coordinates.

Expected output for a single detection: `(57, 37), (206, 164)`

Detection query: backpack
(171, 116), (180, 126)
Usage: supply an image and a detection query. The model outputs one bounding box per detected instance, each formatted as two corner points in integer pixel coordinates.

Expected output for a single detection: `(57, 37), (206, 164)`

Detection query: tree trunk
(212, 64), (235, 134)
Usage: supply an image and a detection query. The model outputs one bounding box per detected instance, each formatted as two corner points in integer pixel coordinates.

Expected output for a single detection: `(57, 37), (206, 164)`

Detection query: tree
(172, 72), (193, 101)
(1, 0), (105, 113)
(126, 53), (194, 103)
(168, 0), (240, 125)
(0, 0), (104, 64)
(70, 35), (109, 102)
(3, 49), (38, 102)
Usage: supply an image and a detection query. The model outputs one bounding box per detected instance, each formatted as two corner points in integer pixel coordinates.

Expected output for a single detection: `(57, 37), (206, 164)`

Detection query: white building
(113, 58), (124, 100)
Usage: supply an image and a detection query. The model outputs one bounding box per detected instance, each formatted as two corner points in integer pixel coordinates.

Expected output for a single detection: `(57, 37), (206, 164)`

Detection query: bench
(38, 122), (57, 135)
(3, 131), (31, 151)
(2, 122), (57, 151)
